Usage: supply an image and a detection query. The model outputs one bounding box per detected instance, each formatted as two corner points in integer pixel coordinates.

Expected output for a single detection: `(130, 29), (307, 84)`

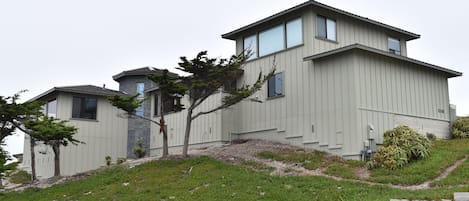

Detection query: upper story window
(286, 18), (303, 48)
(72, 96), (97, 120)
(243, 17), (303, 60)
(388, 37), (401, 55)
(259, 24), (285, 57)
(316, 15), (336, 41)
(268, 72), (284, 98)
(46, 99), (57, 117)
(243, 35), (257, 60)
(136, 83), (145, 116)
(153, 94), (182, 116)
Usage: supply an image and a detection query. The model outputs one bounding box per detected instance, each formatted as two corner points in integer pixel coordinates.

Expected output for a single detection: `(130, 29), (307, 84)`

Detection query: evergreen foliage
(452, 116), (469, 138)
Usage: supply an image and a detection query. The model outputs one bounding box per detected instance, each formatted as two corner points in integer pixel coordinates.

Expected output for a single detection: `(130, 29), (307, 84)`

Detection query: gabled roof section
(112, 67), (173, 81)
(29, 85), (126, 101)
(303, 44), (462, 78)
(222, 1), (420, 41)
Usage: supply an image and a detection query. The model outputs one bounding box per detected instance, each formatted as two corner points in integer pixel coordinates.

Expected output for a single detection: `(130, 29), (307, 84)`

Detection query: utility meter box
(367, 124), (375, 140)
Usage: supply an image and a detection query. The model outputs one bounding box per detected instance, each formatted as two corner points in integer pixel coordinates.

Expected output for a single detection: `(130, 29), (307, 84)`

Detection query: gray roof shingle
(29, 85), (126, 101)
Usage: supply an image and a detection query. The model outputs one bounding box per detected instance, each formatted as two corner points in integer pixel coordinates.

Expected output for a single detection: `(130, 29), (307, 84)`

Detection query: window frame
(242, 16), (304, 61)
(267, 72), (285, 99)
(46, 98), (57, 117)
(387, 36), (401, 55)
(316, 15), (337, 42)
(71, 96), (98, 121)
(153, 92), (183, 117)
(243, 34), (258, 60)
(258, 23), (285, 57)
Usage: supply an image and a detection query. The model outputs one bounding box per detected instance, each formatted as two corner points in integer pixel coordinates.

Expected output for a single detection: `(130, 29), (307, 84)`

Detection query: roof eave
(303, 44), (462, 78)
(221, 1), (420, 41)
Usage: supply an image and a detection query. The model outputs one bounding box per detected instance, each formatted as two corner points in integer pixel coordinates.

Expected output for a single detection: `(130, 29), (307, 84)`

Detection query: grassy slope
(2, 157), (469, 201)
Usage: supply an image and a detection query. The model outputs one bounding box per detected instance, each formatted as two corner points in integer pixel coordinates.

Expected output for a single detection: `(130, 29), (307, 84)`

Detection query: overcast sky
(1, 0), (468, 155)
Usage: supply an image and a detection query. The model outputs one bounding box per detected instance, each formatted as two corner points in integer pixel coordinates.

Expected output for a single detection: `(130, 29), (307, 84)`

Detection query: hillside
(2, 139), (469, 201)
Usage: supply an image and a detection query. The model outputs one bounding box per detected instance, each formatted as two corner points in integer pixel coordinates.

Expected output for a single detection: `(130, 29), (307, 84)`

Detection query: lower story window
(72, 96), (97, 120)
(268, 72), (284, 98)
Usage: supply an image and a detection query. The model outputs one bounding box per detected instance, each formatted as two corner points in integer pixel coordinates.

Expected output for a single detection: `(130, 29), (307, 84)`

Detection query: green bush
(452, 116), (469, 138)
(133, 139), (147, 158)
(368, 126), (431, 170)
(105, 156), (112, 166)
(367, 145), (408, 170)
(9, 170), (31, 184)
(426, 133), (437, 141)
(117, 157), (126, 165)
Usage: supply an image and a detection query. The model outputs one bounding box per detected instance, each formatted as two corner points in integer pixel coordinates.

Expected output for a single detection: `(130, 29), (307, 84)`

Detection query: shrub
(426, 133), (437, 141)
(368, 126), (431, 170)
(105, 156), (112, 166)
(367, 145), (408, 170)
(133, 139), (147, 158)
(117, 157), (126, 165)
(452, 116), (469, 138)
(9, 170), (31, 184)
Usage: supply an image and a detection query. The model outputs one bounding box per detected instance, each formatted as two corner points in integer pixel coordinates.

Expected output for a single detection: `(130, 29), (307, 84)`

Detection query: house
(147, 0), (461, 159)
(23, 1), (462, 179)
(21, 85), (128, 179)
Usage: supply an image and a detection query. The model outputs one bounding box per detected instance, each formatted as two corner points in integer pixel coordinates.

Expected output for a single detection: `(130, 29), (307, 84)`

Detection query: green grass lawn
(258, 139), (469, 185)
(369, 139), (469, 185)
(1, 156), (469, 201)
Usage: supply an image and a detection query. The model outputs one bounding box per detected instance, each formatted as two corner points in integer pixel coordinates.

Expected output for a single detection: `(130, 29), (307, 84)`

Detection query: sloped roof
(29, 85), (126, 101)
(303, 44), (462, 78)
(222, 0), (420, 41)
(112, 67), (175, 81)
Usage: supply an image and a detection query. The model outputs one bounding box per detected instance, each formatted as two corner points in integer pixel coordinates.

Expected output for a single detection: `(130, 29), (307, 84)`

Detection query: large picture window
(316, 15), (336, 41)
(268, 72), (284, 98)
(242, 17), (303, 60)
(259, 24), (284, 57)
(72, 97), (97, 120)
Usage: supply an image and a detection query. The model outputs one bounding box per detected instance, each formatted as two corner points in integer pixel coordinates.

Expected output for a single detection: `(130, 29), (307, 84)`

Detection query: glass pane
(47, 99), (57, 117)
(286, 18), (302, 48)
(84, 98), (97, 119)
(316, 16), (326, 38)
(275, 73), (283, 96)
(326, 18), (336, 41)
(388, 37), (401, 55)
(137, 83), (145, 98)
(72, 97), (82, 118)
(268, 76), (275, 97)
(259, 24), (284, 57)
(136, 104), (144, 116)
(243, 35), (257, 60)
(154, 94), (159, 116)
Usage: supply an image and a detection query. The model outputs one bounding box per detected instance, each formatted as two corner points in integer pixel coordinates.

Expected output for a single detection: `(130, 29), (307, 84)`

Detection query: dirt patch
(354, 166), (371, 179)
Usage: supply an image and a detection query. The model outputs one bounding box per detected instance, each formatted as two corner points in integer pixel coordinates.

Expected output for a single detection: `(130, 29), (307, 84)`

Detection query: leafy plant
(133, 139), (147, 158)
(368, 126), (431, 169)
(117, 157), (126, 165)
(426, 133), (437, 141)
(452, 116), (469, 138)
(105, 156), (112, 166)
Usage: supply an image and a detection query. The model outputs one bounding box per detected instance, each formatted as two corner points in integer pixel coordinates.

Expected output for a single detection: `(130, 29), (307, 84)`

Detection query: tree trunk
(30, 137), (37, 181)
(160, 97), (168, 157)
(52, 144), (60, 177)
(182, 107), (193, 157)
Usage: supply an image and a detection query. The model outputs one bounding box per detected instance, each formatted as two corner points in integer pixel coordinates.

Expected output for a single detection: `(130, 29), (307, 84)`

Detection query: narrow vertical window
(136, 83), (145, 116)
(46, 99), (57, 117)
(316, 15), (336, 41)
(268, 72), (284, 98)
(286, 18), (303, 48)
(154, 94), (159, 116)
(243, 35), (257, 60)
(388, 37), (401, 55)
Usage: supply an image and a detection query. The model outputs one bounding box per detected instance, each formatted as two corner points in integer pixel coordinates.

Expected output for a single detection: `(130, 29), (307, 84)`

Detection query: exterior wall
(354, 51), (451, 145)
(118, 76), (156, 158)
(149, 92), (224, 156)
(22, 93), (128, 179)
